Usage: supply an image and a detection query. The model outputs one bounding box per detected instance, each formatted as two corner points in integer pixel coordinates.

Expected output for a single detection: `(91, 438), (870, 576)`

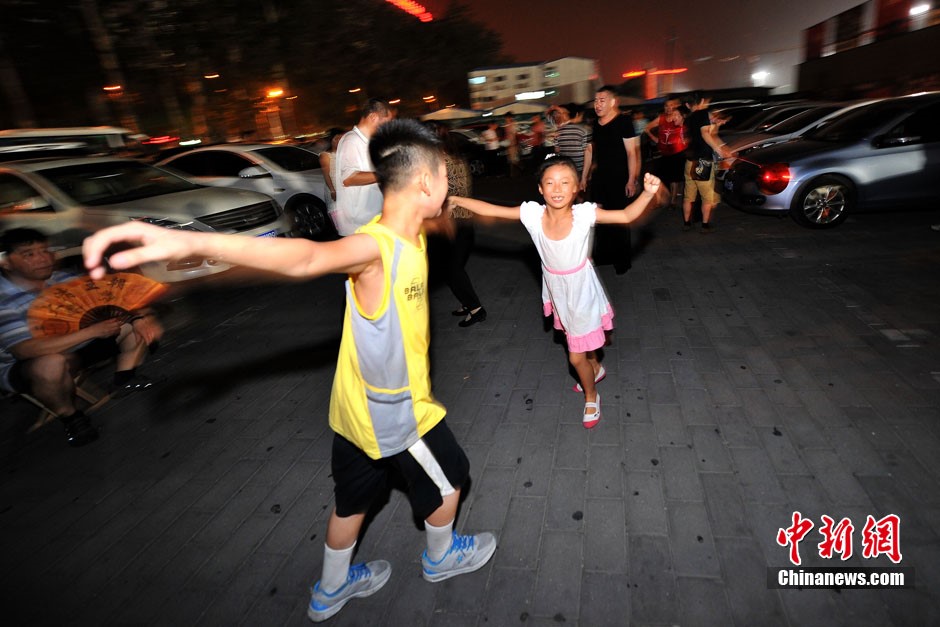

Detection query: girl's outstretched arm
(595, 173), (666, 225)
(450, 196), (521, 221)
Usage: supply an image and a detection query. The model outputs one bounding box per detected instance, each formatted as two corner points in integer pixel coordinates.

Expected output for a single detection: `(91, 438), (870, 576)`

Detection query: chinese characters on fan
(776, 511), (902, 565)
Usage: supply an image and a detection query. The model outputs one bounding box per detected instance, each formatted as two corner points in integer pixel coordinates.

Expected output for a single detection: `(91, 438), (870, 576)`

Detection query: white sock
(320, 542), (355, 592)
(425, 520), (454, 562)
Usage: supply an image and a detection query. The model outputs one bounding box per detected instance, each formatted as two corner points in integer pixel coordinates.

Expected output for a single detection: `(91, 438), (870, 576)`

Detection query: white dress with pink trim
(519, 201), (614, 352)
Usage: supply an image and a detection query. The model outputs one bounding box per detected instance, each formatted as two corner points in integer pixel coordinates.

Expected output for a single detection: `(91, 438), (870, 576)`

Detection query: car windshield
(253, 146), (320, 171)
(40, 160), (199, 205)
(803, 101), (913, 141)
(766, 105), (842, 135)
(752, 106), (816, 131)
(717, 106), (762, 131)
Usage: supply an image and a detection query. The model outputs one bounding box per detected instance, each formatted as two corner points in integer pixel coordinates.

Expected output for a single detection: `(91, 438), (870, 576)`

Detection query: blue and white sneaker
(307, 560), (392, 622)
(421, 532), (497, 583)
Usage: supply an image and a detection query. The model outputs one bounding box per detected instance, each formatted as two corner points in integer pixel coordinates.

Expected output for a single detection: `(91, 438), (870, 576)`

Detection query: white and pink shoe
(582, 393), (601, 429)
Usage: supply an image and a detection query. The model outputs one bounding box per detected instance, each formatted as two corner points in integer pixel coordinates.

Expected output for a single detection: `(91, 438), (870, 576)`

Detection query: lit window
(468, 76), (486, 85)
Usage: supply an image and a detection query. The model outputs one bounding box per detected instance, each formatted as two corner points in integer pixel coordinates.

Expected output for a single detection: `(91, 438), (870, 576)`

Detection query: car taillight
(758, 163), (790, 195)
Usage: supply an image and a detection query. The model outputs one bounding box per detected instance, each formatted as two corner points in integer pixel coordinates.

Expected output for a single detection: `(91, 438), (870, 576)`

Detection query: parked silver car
(721, 92), (940, 228)
(0, 157), (293, 281)
(715, 102), (872, 181)
(157, 144), (335, 240)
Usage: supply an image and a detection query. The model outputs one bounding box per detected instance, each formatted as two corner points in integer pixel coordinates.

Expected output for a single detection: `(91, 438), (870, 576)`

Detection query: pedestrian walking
(582, 85), (640, 274)
(682, 92), (733, 232)
(334, 99), (393, 235)
(645, 96), (688, 208)
(431, 123), (487, 327)
(318, 127), (346, 233)
(451, 156), (662, 428)
(82, 119), (497, 623)
(504, 112), (521, 178)
(551, 103), (591, 180)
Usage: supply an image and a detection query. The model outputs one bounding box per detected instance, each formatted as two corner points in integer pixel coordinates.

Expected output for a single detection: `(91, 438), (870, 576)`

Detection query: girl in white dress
(452, 156), (661, 428)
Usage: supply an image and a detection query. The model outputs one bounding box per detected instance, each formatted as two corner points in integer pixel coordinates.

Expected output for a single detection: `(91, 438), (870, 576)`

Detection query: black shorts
(331, 419), (470, 521)
(7, 338), (119, 393)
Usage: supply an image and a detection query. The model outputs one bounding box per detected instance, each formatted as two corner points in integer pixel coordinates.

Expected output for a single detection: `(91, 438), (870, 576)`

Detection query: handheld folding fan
(27, 273), (167, 337)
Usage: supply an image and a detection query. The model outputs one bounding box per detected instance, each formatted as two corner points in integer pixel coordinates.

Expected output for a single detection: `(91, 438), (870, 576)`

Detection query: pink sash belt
(543, 258), (588, 276)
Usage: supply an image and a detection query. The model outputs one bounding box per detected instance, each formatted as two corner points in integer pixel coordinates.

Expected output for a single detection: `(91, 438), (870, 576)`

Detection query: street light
(263, 87), (286, 139)
(751, 71), (770, 87)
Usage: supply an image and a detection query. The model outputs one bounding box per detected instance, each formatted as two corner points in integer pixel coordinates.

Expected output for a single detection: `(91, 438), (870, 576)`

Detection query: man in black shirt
(582, 85), (639, 274)
(682, 92), (734, 232)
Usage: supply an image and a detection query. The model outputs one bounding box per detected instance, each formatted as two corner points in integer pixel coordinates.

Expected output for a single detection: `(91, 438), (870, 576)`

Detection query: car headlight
(133, 217), (201, 231)
(758, 163), (791, 195)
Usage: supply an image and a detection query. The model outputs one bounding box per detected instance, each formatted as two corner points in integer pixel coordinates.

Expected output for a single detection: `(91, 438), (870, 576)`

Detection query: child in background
(83, 119), (497, 623)
(452, 156), (662, 428)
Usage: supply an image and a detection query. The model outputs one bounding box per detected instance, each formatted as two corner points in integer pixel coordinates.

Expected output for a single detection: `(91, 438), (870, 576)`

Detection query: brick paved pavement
(2, 199), (939, 626)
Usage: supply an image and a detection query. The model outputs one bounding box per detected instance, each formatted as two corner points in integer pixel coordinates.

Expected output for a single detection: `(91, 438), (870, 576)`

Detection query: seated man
(0, 228), (163, 447)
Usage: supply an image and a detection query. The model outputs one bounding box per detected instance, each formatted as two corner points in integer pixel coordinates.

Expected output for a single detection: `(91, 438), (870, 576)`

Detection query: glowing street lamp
(266, 88), (284, 99)
(348, 87), (362, 94)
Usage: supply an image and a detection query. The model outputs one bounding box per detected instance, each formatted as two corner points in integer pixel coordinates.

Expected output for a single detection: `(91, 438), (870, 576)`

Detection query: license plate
(256, 229), (277, 237)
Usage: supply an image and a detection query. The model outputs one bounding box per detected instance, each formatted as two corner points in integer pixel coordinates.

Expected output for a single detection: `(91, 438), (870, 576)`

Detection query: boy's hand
(84, 222), (198, 280)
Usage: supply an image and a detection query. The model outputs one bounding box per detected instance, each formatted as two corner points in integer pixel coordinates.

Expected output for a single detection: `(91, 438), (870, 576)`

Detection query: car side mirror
(873, 134), (921, 148)
(238, 166), (272, 179)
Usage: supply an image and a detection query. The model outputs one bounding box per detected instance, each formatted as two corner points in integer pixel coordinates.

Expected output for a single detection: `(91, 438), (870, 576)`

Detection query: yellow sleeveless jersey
(328, 218), (446, 459)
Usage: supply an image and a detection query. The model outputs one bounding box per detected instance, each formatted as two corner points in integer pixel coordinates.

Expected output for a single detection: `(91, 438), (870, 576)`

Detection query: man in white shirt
(333, 99), (393, 235)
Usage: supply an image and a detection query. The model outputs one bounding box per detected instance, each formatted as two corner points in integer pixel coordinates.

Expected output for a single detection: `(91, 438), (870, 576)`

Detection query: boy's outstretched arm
(449, 196), (521, 221)
(596, 173), (666, 225)
(83, 222), (380, 280)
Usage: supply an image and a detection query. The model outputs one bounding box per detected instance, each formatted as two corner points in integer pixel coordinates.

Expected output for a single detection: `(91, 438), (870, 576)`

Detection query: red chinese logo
(861, 514), (902, 563)
(778, 512), (902, 565)
(817, 515), (854, 561)
(776, 511), (815, 566)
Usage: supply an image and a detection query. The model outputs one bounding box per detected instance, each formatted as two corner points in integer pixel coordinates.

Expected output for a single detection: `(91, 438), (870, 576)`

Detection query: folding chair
(16, 371), (111, 433)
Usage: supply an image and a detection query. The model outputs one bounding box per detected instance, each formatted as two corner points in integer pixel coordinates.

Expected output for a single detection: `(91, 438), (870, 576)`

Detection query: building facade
(798, 0), (940, 98)
(468, 57), (600, 110)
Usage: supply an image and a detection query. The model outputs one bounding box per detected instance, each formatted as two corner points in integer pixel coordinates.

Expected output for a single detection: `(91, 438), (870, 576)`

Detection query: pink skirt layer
(544, 302), (614, 352)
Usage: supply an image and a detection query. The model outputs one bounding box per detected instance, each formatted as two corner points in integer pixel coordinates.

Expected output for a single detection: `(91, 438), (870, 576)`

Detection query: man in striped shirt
(1, 228), (162, 446)
(551, 103), (591, 179)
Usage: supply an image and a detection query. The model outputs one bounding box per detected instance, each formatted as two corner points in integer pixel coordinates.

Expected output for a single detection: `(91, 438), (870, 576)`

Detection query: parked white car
(157, 144), (335, 240)
(0, 157), (293, 281)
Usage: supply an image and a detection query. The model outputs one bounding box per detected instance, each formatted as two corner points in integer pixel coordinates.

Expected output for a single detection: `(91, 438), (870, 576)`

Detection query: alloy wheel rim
(802, 185), (846, 224)
(296, 203), (324, 237)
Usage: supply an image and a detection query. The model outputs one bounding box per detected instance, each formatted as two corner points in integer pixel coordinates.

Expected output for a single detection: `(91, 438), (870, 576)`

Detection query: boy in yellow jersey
(82, 120), (497, 623)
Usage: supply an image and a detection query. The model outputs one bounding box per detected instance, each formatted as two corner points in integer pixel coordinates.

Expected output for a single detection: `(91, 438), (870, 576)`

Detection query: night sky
(425, 0), (869, 92)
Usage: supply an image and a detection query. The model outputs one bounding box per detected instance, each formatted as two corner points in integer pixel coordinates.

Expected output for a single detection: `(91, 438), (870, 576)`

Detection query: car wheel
(468, 158), (485, 177)
(789, 175), (853, 229)
(287, 195), (335, 240)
